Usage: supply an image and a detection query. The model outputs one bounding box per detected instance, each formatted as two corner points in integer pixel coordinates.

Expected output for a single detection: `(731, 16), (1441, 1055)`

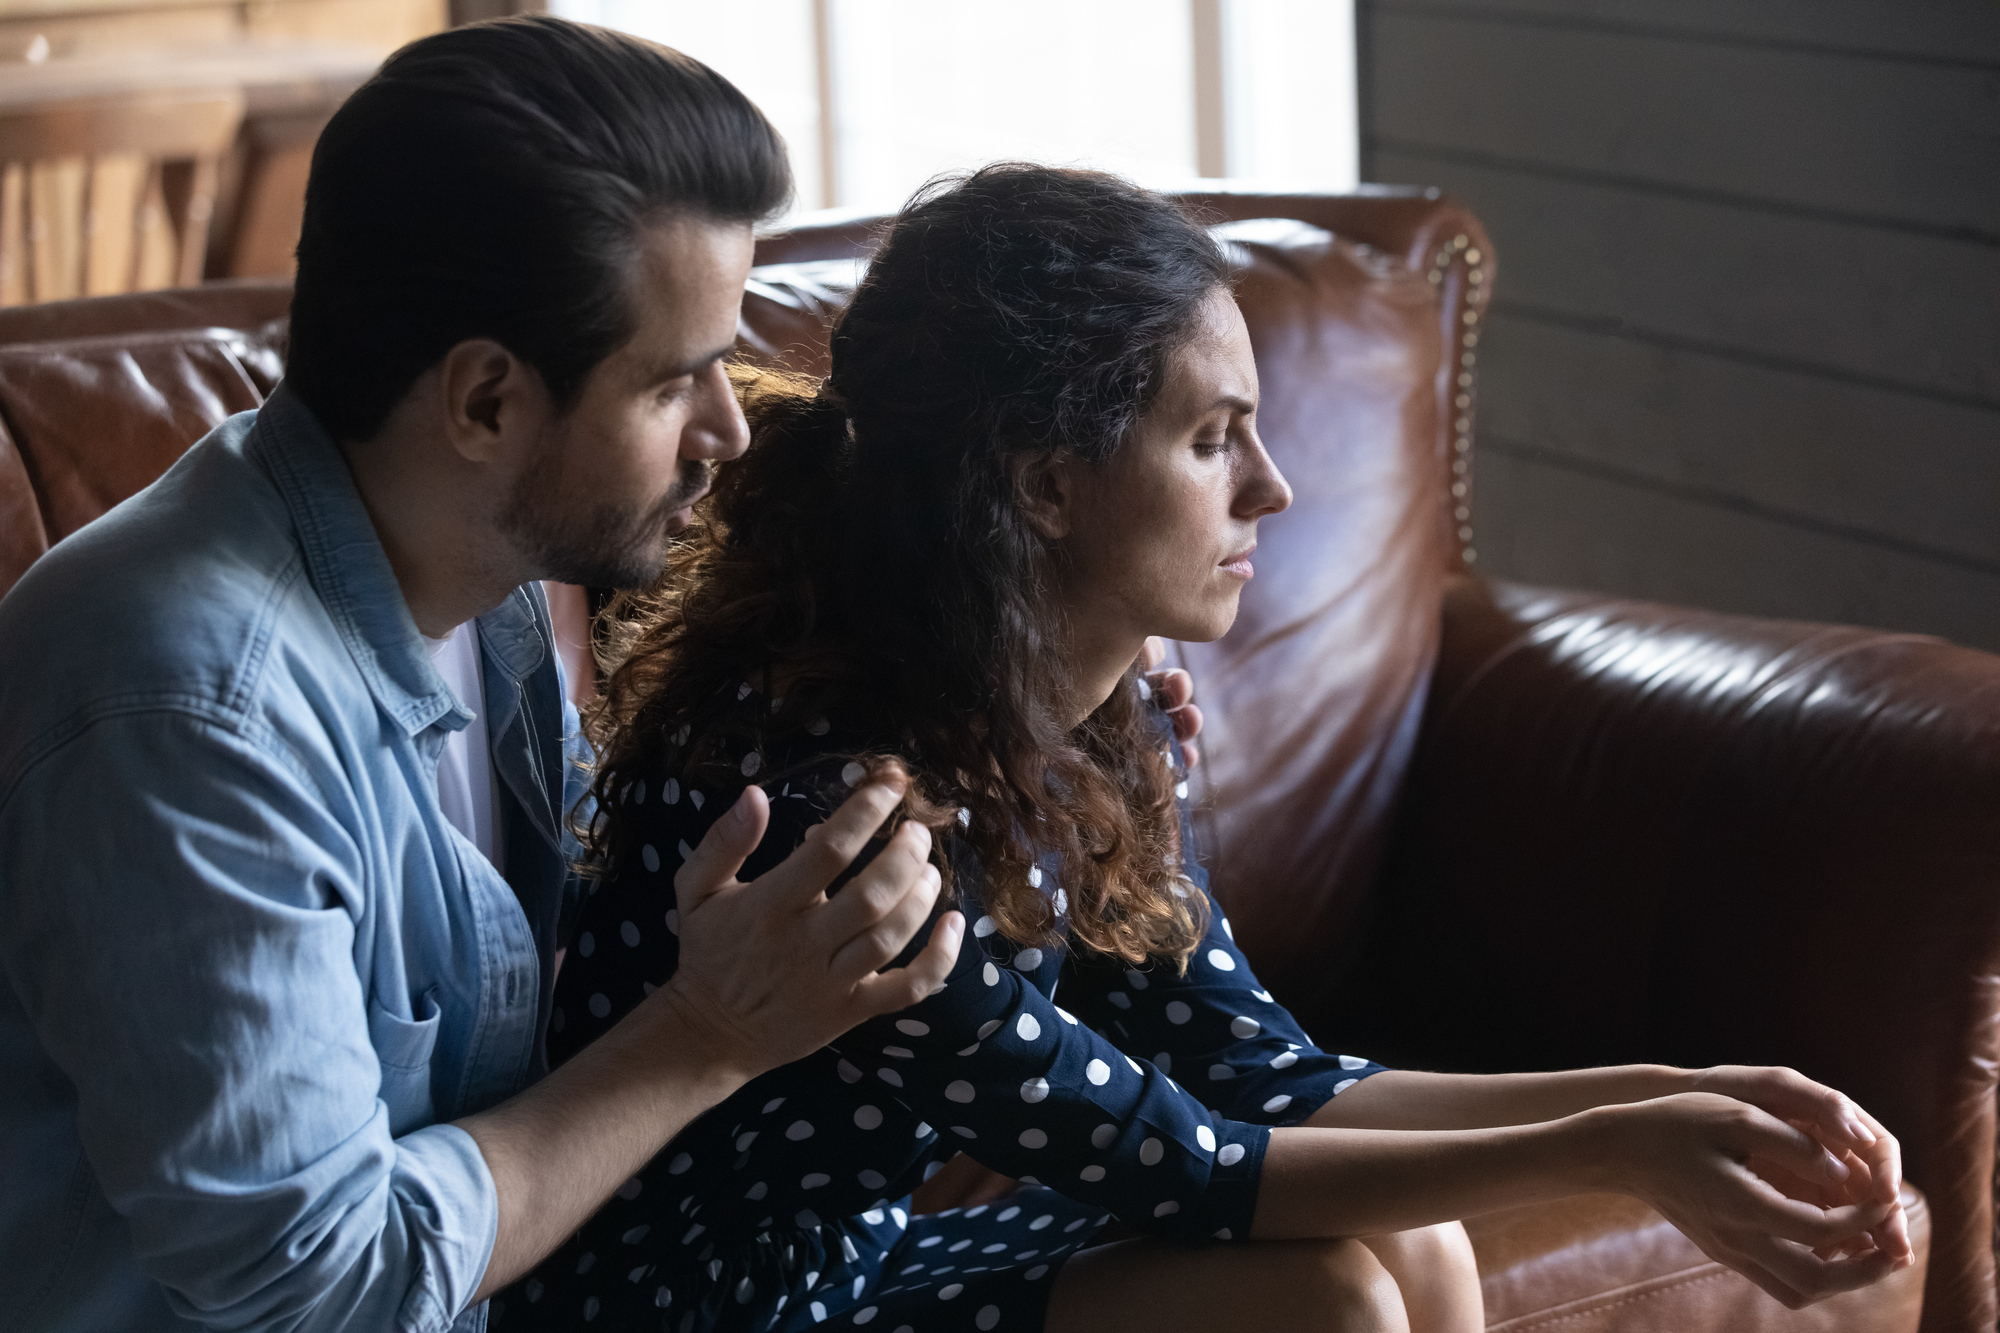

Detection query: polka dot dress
(495, 686), (1388, 1332)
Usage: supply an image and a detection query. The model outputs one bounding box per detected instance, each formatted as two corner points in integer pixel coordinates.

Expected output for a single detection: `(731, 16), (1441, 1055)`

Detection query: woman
(502, 166), (1911, 1333)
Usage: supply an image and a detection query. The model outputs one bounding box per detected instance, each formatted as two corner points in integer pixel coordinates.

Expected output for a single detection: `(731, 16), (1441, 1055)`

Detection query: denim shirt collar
(245, 383), (547, 741)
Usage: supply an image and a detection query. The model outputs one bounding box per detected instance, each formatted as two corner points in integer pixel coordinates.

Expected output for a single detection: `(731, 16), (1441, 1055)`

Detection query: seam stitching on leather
(1488, 1265), (1731, 1331)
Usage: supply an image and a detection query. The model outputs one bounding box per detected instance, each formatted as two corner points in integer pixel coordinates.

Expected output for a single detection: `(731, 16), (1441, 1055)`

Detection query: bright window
(552, 0), (1357, 216)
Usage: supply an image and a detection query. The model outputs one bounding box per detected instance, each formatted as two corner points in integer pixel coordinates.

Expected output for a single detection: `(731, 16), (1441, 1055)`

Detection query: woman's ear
(1007, 450), (1076, 540)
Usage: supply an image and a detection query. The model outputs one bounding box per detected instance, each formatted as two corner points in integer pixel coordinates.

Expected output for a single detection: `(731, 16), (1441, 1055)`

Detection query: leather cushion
(0, 322), (285, 565)
(1470, 1186), (1929, 1332)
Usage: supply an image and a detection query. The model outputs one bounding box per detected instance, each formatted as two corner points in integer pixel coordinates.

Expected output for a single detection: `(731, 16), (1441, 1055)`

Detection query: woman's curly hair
(583, 164), (1232, 966)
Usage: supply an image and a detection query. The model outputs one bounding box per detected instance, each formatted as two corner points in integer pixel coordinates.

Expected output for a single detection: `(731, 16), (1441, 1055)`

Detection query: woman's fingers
(1872, 1199), (1914, 1265)
(1139, 636), (1167, 671)
(1851, 1107), (1905, 1209)
(1725, 1167), (1891, 1250)
(1747, 1238), (1902, 1304)
(1694, 1066), (1874, 1153)
(1724, 1106), (1852, 1193)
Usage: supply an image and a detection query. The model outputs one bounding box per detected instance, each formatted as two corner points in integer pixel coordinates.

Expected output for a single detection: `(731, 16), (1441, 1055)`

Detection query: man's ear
(1007, 449), (1076, 540)
(437, 338), (549, 465)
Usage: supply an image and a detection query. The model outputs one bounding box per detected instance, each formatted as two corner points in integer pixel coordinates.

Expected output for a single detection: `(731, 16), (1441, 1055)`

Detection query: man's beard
(500, 442), (715, 590)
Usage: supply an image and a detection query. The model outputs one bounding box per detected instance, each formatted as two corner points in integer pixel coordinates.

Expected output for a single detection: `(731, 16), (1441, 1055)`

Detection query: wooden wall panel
(1362, 0), (2000, 652)
(1476, 443), (2000, 652)
(1367, 0), (2000, 64)
(1372, 9), (2000, 238)
(1372, 149), (2000, 405)
(1477, 313), (2000, 570)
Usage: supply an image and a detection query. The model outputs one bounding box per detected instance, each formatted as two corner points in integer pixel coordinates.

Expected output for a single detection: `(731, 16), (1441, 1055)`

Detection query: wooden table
(1, 42), (386, 281)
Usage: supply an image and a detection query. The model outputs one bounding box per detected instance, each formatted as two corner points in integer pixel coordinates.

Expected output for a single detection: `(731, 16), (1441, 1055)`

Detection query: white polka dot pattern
(514, 695), (1389, 1329)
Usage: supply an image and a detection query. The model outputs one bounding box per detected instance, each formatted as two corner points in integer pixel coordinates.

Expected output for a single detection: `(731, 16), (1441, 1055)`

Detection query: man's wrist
(626, 980), (768, 1097)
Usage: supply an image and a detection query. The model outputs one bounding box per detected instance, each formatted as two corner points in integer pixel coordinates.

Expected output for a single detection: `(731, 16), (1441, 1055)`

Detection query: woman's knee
(1292, 1237), (1412, 1333)
(1369, 1220), (1478, 1277)
(1360, 1223), (1482, 1333)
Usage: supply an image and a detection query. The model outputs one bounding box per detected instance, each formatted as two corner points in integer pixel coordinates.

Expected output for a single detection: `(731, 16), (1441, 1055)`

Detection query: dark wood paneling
(1373, 148), (2000, 405)
(1371, 0), (2000, 67)
(1476, 312), (2000, 569)
(1370, 10), (2000, 239)
(1474, 443), (2000, 651)
(1362, 0), (2000, 656)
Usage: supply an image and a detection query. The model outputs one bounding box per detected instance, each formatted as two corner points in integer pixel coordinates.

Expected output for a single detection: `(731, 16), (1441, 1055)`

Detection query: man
(0, 20), (964, 1331)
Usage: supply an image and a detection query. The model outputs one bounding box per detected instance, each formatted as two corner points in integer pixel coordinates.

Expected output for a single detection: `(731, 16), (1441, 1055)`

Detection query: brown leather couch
(3, 190), (1989, 1332)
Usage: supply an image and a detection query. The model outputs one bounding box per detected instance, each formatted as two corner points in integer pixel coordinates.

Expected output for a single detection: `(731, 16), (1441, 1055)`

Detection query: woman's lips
(1220, 545), (1256, 579)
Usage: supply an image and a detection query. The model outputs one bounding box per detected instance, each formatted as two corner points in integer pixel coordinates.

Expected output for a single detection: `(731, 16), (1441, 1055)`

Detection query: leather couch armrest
(1325, 575), (2000, 1333)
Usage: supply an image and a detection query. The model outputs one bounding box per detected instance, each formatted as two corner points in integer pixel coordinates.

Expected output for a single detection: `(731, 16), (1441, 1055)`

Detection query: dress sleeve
(1056, 704), (1392, 1127)
(735, 763), (1263, 1244)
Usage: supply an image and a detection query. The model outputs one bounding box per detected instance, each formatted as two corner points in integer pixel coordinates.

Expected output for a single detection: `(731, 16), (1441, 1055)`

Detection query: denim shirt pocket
(367, 986), (442, 1137)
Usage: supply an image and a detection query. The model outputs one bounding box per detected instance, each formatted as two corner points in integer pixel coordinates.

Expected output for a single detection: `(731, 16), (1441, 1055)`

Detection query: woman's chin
(1159, 605), (1242, 646)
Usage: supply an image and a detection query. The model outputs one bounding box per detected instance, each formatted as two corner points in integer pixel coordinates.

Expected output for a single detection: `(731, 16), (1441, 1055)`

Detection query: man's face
(500, 214), (755, 588)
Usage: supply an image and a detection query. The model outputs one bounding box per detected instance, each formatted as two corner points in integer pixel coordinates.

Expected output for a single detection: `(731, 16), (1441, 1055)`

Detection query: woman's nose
(1236, 433), (1293, 519)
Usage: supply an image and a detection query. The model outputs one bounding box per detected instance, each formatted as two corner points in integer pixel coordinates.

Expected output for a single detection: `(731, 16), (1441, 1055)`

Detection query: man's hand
(663, 767), (964, 1081)
(1139, 636), (1203, 769)
(462, 766), (961, 1300)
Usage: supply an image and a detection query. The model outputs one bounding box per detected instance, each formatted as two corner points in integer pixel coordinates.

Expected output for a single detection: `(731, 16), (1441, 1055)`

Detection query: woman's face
(1055, 286), (1293, 648)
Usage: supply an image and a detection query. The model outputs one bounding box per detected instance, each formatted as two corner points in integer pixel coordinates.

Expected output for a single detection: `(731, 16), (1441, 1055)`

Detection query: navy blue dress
(496, 684), (1387, 1332)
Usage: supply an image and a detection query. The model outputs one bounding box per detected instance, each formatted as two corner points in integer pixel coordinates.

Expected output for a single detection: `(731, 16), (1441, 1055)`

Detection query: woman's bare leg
(1046, 1236), (1410, 1333)
(1358, 1223), (1483, 1333)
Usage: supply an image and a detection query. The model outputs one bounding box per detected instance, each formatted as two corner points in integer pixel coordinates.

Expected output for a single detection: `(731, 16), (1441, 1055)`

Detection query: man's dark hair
(287, 16), (791, 441)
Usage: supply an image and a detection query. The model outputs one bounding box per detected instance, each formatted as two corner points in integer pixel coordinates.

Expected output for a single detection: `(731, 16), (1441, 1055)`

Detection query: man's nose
(681, 360), (750, 463)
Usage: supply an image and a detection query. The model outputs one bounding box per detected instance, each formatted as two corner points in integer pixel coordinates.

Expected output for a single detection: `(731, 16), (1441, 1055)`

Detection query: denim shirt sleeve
(0, 708), (496, 1332)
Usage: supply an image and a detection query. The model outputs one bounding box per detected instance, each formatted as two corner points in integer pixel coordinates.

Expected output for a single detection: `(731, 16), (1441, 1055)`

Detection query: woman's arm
(1305, 1065), (1874, 1144)
(1304, 1062), (1906, 1251)
(1257, 1092), (1909, 1309)
(1304, 1065), (1682, 1131)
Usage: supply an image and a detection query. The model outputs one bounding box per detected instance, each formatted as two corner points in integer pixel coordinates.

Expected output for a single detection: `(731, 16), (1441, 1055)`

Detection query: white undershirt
(423, 625), (504, 874)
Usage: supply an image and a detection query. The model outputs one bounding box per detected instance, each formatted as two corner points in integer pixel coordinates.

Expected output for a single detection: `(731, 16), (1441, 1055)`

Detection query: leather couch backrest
(0, 296), (289, 594)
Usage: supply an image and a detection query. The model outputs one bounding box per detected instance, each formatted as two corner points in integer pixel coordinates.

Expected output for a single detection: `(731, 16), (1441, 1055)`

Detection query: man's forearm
(457, 986), (752, 1301)
(1306, 1066), (1690, 1133)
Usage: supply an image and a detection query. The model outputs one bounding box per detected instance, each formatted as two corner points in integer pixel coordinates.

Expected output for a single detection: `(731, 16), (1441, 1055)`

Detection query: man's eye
(1193, 438), (1228, 455)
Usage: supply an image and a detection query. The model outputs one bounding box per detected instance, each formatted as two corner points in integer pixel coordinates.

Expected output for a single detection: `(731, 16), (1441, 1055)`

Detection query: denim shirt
(0, 386), (589, 1332)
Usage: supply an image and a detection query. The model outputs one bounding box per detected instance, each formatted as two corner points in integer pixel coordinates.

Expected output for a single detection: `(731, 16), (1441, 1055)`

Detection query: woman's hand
(1686, 1065), (1910, 1265)
(1593, 1092), (1909, 1308)
(1687, 1066), (1901, 1202)
(1139, 636), (1202, 768)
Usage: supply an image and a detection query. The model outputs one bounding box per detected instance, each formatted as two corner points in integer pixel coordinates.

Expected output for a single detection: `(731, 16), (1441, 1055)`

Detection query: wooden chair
(0, 87), (244, 307)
